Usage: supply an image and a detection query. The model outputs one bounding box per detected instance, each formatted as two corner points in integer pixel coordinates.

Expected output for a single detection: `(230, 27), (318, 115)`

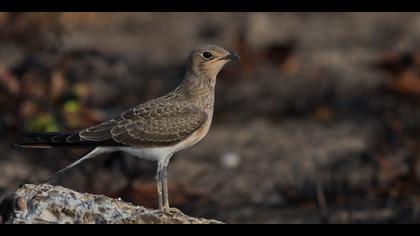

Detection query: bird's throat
(181, 73), (215, 111)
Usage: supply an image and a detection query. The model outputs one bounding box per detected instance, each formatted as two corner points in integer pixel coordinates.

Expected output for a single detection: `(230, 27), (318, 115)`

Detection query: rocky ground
(0, 184), (221, 224)
(1, 13), (420, 223)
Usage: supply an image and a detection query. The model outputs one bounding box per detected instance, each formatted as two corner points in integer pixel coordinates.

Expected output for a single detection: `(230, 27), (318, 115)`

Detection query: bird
(17, 44), (240, 211)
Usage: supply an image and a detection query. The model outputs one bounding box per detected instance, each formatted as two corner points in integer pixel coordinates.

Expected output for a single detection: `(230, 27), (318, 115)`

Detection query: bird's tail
(16, 132), (89, 149)
(16, 132), (123, 148)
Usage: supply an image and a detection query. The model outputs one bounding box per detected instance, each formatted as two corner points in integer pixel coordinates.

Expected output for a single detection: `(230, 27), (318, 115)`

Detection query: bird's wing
(80, 100), (208, 146)
(78, 118), (122, 142)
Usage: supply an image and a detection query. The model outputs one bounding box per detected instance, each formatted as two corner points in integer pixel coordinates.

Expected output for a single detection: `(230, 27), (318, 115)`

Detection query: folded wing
(80, 100), (207, 147)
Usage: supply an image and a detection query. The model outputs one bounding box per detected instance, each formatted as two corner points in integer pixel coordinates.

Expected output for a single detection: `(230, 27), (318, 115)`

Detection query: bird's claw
(160, 207), (183, 216)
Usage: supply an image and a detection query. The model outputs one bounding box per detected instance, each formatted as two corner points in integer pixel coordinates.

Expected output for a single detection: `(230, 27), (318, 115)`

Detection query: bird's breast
(173, 111), (213, 152)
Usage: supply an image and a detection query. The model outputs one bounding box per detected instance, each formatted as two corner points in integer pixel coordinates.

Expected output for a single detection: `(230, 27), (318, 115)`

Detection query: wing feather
(79, 118), (121, 141)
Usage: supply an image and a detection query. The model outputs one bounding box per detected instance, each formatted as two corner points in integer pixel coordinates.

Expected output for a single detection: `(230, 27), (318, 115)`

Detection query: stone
(0, 184), (222, 224)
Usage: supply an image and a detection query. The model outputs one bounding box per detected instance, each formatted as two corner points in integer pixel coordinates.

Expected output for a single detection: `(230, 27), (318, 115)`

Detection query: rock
(0, 184), (222, 224)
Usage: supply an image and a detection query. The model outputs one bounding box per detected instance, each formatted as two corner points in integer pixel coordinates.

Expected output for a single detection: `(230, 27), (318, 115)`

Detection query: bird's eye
(202, 52), (213, 59)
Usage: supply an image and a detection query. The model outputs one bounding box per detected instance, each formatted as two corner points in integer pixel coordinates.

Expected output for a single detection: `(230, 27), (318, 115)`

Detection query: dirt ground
(1, 13), (420, 223)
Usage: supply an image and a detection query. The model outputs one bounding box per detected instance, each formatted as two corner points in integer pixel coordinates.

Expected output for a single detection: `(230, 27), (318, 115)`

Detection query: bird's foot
(159, 207), (183, 216)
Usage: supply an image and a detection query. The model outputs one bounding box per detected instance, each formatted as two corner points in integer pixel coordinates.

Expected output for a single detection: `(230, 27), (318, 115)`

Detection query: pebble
(15, 197), (27, 212)
(220, 152), (242, 169)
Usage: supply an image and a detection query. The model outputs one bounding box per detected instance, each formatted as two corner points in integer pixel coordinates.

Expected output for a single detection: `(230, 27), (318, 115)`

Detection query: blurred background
(1, 12), (420, 223)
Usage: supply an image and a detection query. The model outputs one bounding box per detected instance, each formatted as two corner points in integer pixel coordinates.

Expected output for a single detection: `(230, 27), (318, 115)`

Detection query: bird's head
(187, 44), (240, 79)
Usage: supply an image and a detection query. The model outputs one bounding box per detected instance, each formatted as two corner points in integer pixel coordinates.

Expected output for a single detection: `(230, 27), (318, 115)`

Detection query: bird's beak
(219, 52), (240, 61)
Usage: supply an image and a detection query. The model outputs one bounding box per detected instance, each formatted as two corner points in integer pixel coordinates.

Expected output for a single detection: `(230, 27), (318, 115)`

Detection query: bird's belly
(117, 146), (176, 162)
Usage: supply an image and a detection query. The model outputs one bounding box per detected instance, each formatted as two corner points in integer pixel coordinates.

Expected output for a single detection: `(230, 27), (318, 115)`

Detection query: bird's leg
(162, 163), (170, 210)
(156, 161), (164, 211)
(156, 156), (174, 212)
(161, 156), (181, 214)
